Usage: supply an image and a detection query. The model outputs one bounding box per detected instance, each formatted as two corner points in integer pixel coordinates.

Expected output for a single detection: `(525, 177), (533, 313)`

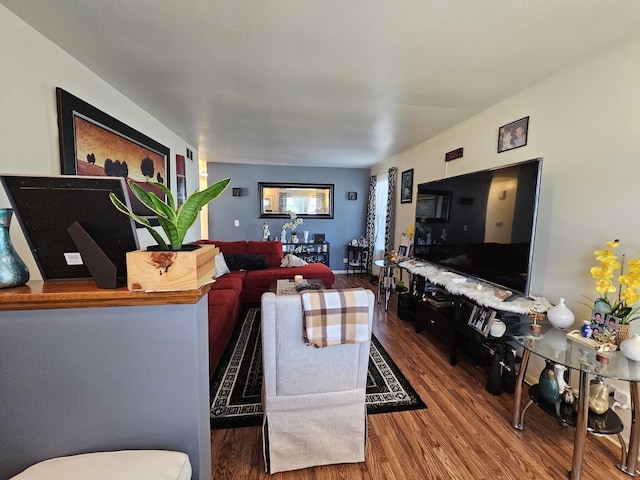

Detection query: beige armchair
(260, 289), (375, 474)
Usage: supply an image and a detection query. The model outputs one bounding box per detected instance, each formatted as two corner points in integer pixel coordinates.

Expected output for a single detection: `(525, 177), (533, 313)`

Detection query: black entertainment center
(400, 158), (545, 367)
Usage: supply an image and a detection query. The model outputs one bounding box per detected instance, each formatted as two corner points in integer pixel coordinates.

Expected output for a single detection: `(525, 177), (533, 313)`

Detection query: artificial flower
(589, 239), (640, 324)
(281, 211), (303, 233)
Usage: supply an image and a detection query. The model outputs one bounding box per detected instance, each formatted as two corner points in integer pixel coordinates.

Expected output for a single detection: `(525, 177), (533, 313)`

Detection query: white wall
(0, 6), (201, 280)
(373, 34), (640, 445)
(375, 34), (640, 323)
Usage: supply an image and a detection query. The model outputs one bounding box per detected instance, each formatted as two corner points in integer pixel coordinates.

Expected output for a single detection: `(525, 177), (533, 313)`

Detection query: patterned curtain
(364, 175), (377, 273)
(385, 167), (397, 253)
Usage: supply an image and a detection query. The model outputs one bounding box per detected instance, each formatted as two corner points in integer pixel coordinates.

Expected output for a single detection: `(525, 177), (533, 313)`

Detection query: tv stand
(397, 260), (547, 366)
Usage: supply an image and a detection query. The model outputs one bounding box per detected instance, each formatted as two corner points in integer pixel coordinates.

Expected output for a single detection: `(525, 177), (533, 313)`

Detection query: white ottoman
(10, 450), (192, 480)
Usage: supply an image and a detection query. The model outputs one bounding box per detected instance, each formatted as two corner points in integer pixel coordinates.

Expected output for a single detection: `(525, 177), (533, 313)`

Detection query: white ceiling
(4, 1), (640, 168)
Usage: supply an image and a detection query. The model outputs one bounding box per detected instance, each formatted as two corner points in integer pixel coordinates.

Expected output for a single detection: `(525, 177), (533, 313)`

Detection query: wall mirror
(416, 188), (451, 223)
(259, 182), (334, 218)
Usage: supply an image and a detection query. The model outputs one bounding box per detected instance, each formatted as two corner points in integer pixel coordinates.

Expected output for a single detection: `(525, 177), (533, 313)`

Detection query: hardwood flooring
(210, 274), (628, 479)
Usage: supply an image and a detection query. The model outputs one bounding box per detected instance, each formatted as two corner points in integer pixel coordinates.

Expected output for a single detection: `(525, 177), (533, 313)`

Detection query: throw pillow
(214, 252), (231, 278)
(223, 254), (269, 271)
(280, 254), (308, 267)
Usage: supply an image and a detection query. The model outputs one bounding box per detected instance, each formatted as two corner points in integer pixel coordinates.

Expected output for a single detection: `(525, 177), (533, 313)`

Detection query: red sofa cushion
(246, 240), (283, 267)
(210, 271), (245, 296)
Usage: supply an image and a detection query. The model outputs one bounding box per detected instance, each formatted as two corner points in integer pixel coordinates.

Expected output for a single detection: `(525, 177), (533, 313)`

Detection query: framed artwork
(497, 116), (529, 153)
(56, 87), (170, 226)
(401, 169), (414, 204)
(347, 191), (357, 200)
(468, 305), (496, 337)
(176, 154), (186, 207)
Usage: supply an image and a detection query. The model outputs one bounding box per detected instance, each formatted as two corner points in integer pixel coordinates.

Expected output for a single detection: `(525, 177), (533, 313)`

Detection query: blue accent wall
(206, 162), (370, 270)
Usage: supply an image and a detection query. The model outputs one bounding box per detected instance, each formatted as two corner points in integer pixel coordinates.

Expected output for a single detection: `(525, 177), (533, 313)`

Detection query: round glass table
(509, 322), (640, 479)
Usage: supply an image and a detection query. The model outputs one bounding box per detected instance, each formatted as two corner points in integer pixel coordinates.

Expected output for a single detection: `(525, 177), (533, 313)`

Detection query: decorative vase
(588, 376), (609, 414)
(617, 324), (632, 346)
(546, 298), (575, 329)
(554, 364), (568, 393)
(292, 233), (298, 244)
(303, 230), (309, 243)
(620, 334), (640, 361)
(489, 318), (506, 337)
(538, 360), (560, 404)
(0, 208), (29, 289)
(580, 321), (593, 339)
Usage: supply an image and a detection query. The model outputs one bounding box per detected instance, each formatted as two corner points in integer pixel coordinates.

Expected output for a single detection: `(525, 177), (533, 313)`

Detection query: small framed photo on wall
(401, 169), (414, 204)
(498, 116), (529, 153)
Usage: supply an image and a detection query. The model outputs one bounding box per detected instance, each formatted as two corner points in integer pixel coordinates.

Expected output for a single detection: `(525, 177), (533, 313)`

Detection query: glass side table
(509, 322), (640, 479)
(374, 259), (397, 310)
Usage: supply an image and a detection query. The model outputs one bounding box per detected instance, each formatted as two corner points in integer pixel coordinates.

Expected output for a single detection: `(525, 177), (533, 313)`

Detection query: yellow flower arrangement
(590, 239), (640, 324)
(406, 224), (415, 241)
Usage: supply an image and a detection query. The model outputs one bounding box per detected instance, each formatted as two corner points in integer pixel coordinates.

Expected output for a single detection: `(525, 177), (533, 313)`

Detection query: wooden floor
(210, 274), (628, 479)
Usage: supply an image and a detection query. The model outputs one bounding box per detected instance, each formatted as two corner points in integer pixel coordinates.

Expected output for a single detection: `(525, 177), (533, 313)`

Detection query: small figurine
(262, 222), (271, 241)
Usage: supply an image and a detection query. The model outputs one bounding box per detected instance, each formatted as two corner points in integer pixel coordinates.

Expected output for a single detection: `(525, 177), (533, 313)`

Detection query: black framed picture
(497, 116), (529, 153)
(468, 305), (496, 337)
(401, 169), (414, 204)
(56, 87), (170, 226)
(347, 191), (357, 200)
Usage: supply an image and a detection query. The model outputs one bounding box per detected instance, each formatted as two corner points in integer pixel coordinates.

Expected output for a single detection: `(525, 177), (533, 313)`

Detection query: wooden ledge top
(0, 280), (212, 311)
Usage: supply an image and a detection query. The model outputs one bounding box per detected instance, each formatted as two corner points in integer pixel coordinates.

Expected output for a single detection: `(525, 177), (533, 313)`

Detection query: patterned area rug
(210, 306), (426, 429)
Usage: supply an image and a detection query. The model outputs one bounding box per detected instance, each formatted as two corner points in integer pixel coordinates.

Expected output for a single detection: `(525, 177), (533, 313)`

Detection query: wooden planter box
(126, 244), (218, 292)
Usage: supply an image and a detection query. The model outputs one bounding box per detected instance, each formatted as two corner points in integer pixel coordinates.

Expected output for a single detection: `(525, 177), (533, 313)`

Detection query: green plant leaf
(176, 178), (230, 240)
(148, 193), (176, 223)
(150, 181), (175, 211)
(109, 192), (168, 249)
(128, 181), (158, 212)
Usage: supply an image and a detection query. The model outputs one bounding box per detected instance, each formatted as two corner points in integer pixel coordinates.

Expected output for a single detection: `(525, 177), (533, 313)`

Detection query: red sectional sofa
(194, 239), (335, 375)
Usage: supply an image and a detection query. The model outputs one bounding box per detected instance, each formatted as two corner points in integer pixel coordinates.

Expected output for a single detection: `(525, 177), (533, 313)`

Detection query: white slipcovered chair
(260, 288), (374, 474)
(9, 450), (191, 480)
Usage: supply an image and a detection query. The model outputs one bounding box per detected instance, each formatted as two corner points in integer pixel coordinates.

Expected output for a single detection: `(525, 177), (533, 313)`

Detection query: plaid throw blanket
(301, 289), (371, 348)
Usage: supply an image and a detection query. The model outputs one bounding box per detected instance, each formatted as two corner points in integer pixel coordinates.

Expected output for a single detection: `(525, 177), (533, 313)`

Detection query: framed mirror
(259, 182), (334, 218)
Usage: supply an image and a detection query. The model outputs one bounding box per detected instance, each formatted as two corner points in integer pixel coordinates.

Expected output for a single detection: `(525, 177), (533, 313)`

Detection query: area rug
(210, 306), (426, 429)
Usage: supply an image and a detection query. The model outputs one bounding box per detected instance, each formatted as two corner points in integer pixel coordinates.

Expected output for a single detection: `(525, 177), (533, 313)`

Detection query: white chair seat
(10, 450), (191, 480)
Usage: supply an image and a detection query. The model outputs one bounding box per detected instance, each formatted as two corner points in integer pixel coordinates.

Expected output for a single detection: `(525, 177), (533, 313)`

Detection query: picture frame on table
(497, 116), (529, 153)
(401, 169), (414, 204)
(56, 87), (170, 226)
(468, 305), (496, 337)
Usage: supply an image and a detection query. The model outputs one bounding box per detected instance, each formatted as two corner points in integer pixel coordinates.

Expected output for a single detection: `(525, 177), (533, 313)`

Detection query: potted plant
(586, 239), (640, 344)
(109, 177), (230, 291)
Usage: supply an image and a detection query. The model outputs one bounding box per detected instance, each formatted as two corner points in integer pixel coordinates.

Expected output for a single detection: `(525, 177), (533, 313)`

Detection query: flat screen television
(1, 174), (139, 285)
(413, 158), (542, 296)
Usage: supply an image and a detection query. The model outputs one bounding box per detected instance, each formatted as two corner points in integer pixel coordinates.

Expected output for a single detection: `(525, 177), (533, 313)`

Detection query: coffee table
(270, 279), (325, 295)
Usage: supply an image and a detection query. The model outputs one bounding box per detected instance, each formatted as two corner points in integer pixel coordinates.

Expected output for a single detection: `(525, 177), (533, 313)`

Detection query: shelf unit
(346, 244), (369, 275)
(525, 384), (623, 435)
(282, 242), (330, 266)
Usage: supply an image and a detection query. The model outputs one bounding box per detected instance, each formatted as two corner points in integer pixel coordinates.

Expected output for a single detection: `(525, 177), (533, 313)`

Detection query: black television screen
(414, 158), (542, 296)
(1, 174), (139, 283)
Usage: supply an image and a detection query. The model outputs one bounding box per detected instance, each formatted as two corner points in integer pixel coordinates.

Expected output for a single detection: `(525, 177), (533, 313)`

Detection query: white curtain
(373, 172), (388, 273)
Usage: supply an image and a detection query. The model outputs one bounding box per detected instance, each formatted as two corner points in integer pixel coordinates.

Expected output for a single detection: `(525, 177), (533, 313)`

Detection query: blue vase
(580, 321), (593, 339)
(0, 208), (29, 288)
(538, 360), (560, 403)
